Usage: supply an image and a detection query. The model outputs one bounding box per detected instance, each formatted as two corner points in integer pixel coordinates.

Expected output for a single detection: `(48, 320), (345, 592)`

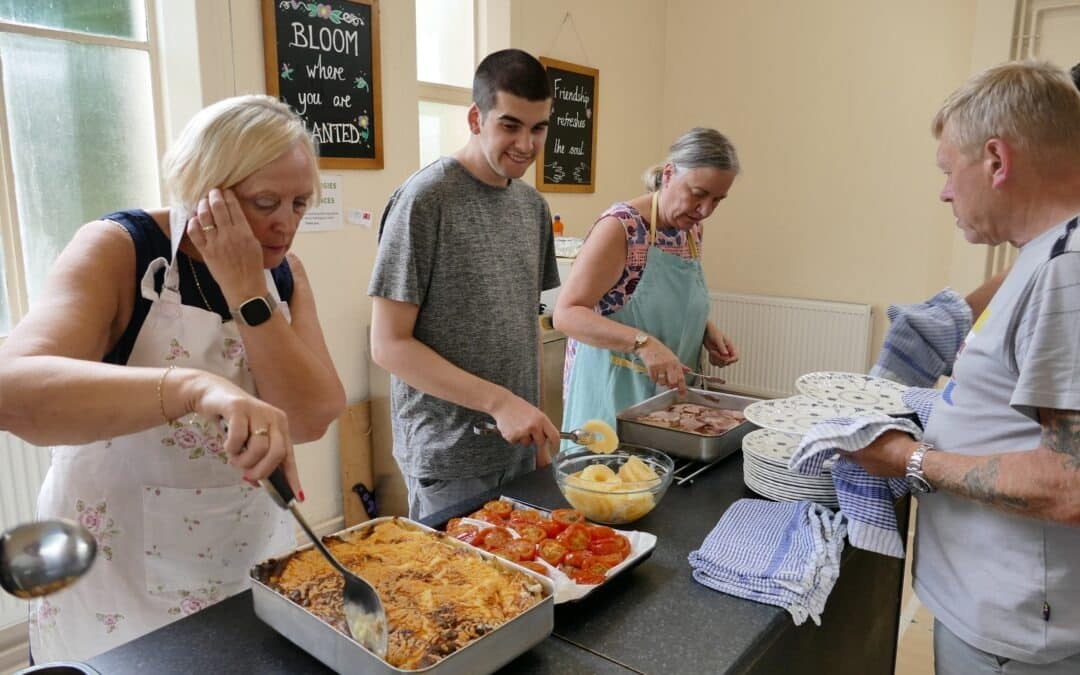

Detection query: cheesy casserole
(262, 519), (547, 669)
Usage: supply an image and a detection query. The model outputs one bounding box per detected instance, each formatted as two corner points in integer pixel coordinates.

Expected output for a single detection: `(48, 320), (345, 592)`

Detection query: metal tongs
(262, 468), (389, 658)
(471, 418), (597, 445)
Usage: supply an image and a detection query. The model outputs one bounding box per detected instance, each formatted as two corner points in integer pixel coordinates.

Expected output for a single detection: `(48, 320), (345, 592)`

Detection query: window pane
(0, 32), (160, 306)
(0, 0), (145, 40)
(415, 0), (473, 87)
(418, 100), (469, 167)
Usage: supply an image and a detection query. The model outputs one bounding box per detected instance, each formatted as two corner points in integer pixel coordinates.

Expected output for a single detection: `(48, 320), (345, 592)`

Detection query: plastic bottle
(552, 213), (564, 237)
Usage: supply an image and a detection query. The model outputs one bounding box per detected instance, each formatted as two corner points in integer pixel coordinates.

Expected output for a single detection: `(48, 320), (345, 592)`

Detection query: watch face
(239, 297), (273, 326)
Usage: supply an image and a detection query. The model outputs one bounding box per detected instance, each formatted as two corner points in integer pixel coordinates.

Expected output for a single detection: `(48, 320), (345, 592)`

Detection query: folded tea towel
(688, 499), (846, 626)
(790, 415), (922, 558)
(870, 288), (971, 388)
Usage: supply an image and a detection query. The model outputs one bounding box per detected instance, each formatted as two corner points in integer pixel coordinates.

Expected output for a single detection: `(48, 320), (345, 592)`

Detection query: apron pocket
(142, 484), (290, 597)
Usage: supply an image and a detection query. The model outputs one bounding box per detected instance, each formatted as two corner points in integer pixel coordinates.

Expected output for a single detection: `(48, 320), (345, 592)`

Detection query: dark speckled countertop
(88, 452), (906, 675)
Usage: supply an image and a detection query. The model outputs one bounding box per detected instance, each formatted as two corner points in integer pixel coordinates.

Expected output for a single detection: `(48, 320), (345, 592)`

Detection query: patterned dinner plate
(742, 395), (871, 436)
(741, 428), (803, 465)
(795, 371), (913, 415)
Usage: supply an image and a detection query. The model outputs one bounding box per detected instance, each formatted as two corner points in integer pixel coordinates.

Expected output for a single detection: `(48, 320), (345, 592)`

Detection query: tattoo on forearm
(1042, 409), (1080, 471)
(959, 457), (1029, 510)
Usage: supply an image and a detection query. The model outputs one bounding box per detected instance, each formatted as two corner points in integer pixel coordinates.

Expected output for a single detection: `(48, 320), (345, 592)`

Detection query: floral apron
(562, 192), (710, 443)
(29, 210), (295, 662)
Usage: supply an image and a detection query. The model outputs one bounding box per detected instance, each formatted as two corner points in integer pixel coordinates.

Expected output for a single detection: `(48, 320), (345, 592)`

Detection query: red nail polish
(299, 490), (306, 502)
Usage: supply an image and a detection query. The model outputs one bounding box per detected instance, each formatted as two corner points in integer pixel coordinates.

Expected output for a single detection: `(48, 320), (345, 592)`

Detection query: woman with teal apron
(558, 128), (742, 441)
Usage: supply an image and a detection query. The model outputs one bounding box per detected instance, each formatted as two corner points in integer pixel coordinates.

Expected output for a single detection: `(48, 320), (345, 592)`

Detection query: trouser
(934, 619), (1080, 674)
(404, 455), (536, 521)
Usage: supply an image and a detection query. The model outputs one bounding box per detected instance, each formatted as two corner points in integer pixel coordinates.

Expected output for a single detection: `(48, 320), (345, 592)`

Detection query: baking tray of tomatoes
(443, 496), (658, 603)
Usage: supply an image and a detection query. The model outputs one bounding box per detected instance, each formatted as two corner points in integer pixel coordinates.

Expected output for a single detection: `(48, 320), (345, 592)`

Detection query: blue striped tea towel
(688, 499), (846, 626)
(790, 415), (922, 559)
(870, 288), (971, 388)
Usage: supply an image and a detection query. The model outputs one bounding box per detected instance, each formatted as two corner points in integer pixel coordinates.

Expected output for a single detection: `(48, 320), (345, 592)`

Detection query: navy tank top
(102, 209), (294, 365)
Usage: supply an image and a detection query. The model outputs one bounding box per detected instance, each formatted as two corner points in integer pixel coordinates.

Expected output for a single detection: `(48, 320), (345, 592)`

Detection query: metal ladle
(0, 519), (97, 599)
(262, 468), (389, 659)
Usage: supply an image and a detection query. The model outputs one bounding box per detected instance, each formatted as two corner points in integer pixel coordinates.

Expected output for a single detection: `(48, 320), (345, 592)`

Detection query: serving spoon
(0, 519), (97, 599)
(262, 468), (389, 659)
(471, 419), (597, 445)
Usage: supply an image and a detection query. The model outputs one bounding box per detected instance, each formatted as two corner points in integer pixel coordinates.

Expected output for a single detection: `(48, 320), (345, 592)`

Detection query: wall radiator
(704, 292), (873, 400)
(0, 433), (50, 631)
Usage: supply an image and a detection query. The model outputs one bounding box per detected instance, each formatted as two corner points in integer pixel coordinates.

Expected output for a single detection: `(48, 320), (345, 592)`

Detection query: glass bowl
(551, 444), (674, 524)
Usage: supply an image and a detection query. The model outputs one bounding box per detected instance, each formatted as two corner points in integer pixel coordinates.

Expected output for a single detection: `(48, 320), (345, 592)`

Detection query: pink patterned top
(563, 202), (702, 388)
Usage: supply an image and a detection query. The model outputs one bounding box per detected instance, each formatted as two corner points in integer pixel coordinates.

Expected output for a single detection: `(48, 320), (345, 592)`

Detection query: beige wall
(660, 0), (983, 353)
(177, 0), (1019, 525)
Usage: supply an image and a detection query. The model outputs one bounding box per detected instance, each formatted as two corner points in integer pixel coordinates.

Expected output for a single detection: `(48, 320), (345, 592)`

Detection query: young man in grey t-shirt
(369, 49), (561, 520)
(850, 62), (1080, 672)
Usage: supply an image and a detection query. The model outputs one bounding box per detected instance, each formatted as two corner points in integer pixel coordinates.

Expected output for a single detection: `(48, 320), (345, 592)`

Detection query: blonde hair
(643, 127), (739, 192)
(931, 60), (1080, 163)
(162, 95), (319, 211)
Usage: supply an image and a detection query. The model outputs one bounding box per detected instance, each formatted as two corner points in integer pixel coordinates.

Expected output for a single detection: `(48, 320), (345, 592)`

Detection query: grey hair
(932, 60), (1080, 162)
(643, 127), (739, 192)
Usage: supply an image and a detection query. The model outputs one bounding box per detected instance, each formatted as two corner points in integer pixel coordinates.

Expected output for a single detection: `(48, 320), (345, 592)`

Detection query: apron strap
(649, 191), (699, 259)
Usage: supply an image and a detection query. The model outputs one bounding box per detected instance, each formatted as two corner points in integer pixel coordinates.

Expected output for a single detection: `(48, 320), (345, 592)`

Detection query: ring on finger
(252, 427), (269, 437)
(201, 224), (217, 232)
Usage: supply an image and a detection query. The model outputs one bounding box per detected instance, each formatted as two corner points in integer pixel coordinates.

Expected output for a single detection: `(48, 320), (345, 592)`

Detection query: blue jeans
(934, 619), (1080, 674)
(405, 455), (536, 521)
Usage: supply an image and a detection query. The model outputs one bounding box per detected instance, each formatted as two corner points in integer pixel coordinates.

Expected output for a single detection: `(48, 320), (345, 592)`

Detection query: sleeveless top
(563, 201), (702, 387)
(102, 209), (293, 365)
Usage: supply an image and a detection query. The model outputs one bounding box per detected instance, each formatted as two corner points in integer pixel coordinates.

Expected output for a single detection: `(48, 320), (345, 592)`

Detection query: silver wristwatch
(905, 443), (936, 494)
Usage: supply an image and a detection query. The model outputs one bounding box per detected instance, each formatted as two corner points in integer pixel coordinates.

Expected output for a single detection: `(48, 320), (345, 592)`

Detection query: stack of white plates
(741, 428), (838, 508)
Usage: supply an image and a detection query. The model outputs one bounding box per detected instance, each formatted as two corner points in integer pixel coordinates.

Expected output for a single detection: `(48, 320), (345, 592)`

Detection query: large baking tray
(250, 516), (555, 675)
(616, 388), (761, 461)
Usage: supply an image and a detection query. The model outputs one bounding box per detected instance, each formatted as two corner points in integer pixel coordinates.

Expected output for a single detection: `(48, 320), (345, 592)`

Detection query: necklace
(185, 254), (214, 312)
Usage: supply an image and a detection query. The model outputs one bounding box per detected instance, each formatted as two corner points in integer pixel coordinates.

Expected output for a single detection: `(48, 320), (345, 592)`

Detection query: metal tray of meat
(616, 388), (761, 462)
(250, 516), (555, 675)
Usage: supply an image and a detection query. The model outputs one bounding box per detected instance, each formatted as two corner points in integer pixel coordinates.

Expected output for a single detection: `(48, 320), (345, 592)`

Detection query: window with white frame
(415, 0), (475, 167)
(0, 1), (163, 337)
(0, 0), (163, 638)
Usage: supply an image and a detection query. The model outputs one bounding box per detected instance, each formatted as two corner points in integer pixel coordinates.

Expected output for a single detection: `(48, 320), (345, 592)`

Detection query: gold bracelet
(158, 366), (176, 425)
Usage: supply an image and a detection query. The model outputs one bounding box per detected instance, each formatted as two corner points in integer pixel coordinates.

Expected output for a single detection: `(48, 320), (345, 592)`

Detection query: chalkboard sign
(261, 0), (383, 170)
(537, 57), (598, 193)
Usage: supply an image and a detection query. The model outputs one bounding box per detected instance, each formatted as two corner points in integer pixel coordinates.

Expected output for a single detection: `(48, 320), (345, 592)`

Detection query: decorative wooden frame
(261, 0), (383, 170)
(537, 57), (599, 193)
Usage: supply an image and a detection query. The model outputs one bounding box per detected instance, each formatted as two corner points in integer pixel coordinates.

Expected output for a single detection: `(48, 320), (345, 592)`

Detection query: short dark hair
(1072, 61), (1080, 91)
(473, 49), (551, 113)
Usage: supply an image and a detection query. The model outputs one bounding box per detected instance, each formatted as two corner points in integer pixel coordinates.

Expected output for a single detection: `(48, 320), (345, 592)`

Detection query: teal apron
(562, 192), (710, 443)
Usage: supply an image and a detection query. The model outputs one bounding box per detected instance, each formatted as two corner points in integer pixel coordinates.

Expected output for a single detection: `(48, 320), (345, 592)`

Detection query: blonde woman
(0, 95), (345, 662)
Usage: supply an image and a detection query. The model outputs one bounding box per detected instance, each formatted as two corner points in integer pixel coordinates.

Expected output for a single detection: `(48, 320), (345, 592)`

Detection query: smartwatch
(232, 295), (277, 327)
(905, 443), (936, 494)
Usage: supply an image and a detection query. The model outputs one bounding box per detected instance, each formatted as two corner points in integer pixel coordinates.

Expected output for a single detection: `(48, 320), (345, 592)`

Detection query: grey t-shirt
(915, 216), (1080, 664)
(368, 157), (560, 480)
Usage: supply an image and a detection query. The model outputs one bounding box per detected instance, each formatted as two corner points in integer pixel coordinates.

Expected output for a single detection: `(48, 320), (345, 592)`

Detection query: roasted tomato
(537, 539), (568, 566)
(447, 523), (480, 544)
(591, 552), (626, 568)
(483, 500), (514, 517)
(568, 568), (606, 586)
(476, 526), (514, 551)
(586, 525), (615, 541)
(563, 550), (593, 568)
(556, 523), (591, 551)
(469, 510), (505, 525)
(446, 517), (466, 531)
(582, 558), (613, 577)
(538, 517), (564, 538)
(511, 523), (547, 544)
(504, 539), (537, 562)
(508, 509), (542, 524)
(551, 508), (585, 528)
(588, 534), (630, 558)
(517, 561), (550, 577)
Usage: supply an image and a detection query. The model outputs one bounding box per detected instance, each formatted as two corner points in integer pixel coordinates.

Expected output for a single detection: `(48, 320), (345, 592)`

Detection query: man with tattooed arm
(849, 61), (1080, 674)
